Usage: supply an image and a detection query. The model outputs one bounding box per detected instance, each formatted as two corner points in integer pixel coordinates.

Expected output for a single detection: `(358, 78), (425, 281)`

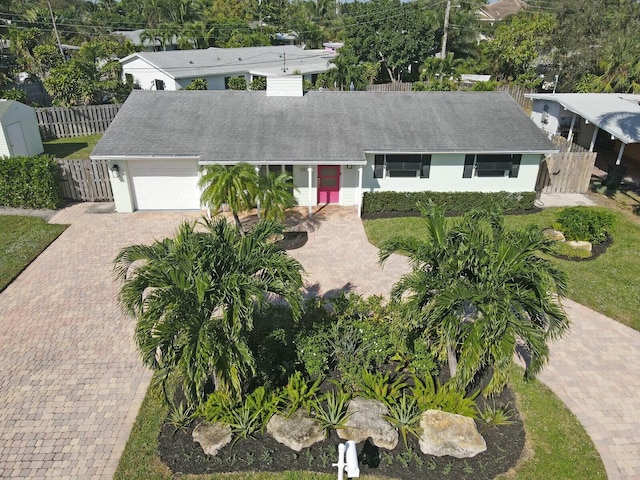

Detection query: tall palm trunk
(447, 342), (458, 378)
(233, 212), (245, 236)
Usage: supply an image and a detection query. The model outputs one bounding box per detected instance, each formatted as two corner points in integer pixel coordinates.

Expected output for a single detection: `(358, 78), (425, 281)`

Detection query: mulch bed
(275, 231), (308, 250)
(158, 389), (524, 479)
(552, 234), (613, 262)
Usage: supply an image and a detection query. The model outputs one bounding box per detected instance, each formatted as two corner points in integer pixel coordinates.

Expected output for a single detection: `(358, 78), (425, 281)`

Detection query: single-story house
(526, 93), (640, 166)
(120, 45), (336, 91)
(91, 82), (557, 214)
(0, 99), (44, 157)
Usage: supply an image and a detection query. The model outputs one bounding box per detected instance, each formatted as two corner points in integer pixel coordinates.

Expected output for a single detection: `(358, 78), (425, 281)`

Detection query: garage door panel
(129, 159), (201, 210)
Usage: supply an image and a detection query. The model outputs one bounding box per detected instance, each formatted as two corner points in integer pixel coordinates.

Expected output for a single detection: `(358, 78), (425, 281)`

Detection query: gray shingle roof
(122, 45), (335, 79)
(91, 90), (557, 163)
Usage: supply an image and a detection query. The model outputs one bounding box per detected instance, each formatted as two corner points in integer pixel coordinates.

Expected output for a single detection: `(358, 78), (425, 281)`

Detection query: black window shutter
(509, 154), (522, 178)
(420, 154), (431, 178)
(374, 155), (384, 178)
(463, 154), (475, 178)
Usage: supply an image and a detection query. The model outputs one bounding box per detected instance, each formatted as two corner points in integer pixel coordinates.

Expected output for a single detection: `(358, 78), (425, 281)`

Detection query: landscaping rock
(543, 228), (566, 242)
(267, 409), (326, 451)
(566, 240), (592, 252)
(337, 398), (398, 450)
(192, 421), (232, 457)
(419, 410), (486, 458)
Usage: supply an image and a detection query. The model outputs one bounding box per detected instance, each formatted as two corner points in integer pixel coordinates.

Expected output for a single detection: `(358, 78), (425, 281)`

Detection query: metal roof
(92, 90), (557, 164)
(526, 93), (640, 144)
(120, 45), (336, 80)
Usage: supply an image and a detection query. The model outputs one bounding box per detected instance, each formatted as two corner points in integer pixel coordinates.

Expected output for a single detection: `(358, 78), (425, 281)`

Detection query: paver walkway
(0, 204), (199, 479)
(1, 203), (639, 479)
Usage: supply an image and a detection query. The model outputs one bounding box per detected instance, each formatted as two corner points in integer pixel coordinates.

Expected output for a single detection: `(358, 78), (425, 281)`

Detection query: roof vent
(189, 60), (193, 64)
(267, 75), (303, 97)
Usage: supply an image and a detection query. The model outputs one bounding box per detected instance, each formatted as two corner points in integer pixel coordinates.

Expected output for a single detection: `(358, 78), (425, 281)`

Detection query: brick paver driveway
(0, 204), (199, 479)
(2, 203), (639, 479)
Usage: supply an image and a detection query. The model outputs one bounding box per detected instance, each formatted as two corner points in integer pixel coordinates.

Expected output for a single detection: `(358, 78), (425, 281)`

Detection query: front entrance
(317, 165), (340, 203)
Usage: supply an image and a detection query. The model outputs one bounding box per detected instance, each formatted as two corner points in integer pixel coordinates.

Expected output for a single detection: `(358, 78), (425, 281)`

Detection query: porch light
(110, 164), (120, 177)
(346, 165), (353, 169)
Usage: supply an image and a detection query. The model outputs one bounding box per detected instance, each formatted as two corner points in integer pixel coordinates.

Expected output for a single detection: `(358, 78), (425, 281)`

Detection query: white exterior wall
(176, 74), (248, 91)
(530, 100), (562, 137)
(293, 165), (317, 206)
(108, 160), (135, 213)
(362, 153), (542, 194)
(0, 102), (44, 157)
(339, 165), (359, 206)
(121, 57), (180, 90)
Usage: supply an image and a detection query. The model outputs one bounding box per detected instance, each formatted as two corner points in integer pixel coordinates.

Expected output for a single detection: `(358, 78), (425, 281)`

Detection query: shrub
(0, 89), (27, 102)
(358, 369), (407, 405)
(228, 76), (247, 90)
(280, 371), (322, 415)
(556, 207), (614, 244)
(250, 77), (267, 91)
(0, 155), (62, 209)
(362, 191), (536, 215)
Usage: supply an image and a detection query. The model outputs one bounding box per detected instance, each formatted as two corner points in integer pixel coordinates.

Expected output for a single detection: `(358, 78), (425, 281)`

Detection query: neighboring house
(112, 30), (179, 52)
(91, 83), (556, 214)
(0, 100), (43, 157)
(478, 0), (527, 22)
(120, 45), (336, 91)
(526, 93), (640, 167)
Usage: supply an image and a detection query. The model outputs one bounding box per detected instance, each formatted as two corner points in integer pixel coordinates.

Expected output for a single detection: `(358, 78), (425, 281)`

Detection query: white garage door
(129, 159), (201, 210)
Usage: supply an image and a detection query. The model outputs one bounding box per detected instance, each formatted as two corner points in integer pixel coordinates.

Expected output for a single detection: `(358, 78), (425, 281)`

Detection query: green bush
(556, 207), (614, 244)
(0, 155), (62, 209)
(362, 191), (536, 215)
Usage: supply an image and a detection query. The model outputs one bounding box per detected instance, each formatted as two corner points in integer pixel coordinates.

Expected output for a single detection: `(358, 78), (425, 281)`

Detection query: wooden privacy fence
(536, 151), (597, 194)
(57, 159), (113, 202)
(496, 84), (534, 113)
(36, 104), (122, 139)
(551, 134), (589, 153)
(366, 82), (413, 92)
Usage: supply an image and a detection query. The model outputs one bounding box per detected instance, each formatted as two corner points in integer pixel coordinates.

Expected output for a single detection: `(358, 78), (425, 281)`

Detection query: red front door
(317, 165), (340, 203)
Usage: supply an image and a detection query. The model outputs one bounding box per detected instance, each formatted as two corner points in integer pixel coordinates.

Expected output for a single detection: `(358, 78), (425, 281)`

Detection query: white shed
(0, 100), (44, 157)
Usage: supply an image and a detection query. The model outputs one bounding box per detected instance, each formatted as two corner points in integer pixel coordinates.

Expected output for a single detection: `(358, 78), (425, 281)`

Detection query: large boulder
(337, 397), (398, 450)
(192, 421), (232, 457)
(566, 240), (592, 252)
(267, 409), (326, 451)
(419, 410), (486, 458)
(543, 228), (566, 242)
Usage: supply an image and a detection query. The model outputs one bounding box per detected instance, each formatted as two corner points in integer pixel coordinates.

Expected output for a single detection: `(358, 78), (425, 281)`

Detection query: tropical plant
(257, 171), (297, 222)
(250, 76), (267, 90)
(114, 217), (304, 407)
(383, 393), (422, 448)
(358, 369), (406, 406)
(184, 77), (208, 90)
(198, 162), (259, 233)
(166, 401), (194, 432)
(313, 388), (352, 433)
(228, 76), (247, 90)
(280, 371), (323, 415)
(380, 204), (569, 395)
(411, 375), (478, 418)
(476, 401), (515, 432)
(555, 207), (614, 244)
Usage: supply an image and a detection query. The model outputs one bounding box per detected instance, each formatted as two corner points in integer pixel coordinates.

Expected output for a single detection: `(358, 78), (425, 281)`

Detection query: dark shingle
(92, 90), (556, 163)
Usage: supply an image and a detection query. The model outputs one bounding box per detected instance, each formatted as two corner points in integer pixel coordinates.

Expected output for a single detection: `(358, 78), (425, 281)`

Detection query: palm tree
(380, 205), (569, 394)
(114, 218), (304, 407)
(199, 163), (259, 234)
(257, 171), (297, 223)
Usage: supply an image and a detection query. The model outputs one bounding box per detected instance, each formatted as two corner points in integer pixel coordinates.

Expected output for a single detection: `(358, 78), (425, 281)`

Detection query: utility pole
(47, 0), (65, 61)
(440, 0), (451, 59)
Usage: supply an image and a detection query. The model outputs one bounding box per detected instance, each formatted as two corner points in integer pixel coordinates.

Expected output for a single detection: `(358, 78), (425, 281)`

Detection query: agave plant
(383, 393), (423, 448)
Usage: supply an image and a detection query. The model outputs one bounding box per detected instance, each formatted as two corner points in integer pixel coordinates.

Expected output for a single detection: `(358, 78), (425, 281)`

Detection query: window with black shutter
(374, 155), (384, 178)
(463, 154), (474, 178)
(420, 154), (431, 178)
(509, 154), (522, 178)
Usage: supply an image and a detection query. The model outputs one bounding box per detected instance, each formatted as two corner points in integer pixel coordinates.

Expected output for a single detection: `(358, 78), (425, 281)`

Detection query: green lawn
(0, 216), (67, 292)
(364, 208), (640, 332)
(115, 371), (605, 480)
(43, 134), (102, 160)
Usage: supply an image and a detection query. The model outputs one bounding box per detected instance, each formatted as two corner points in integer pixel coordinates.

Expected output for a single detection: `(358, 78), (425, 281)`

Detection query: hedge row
(362, 191), (536, 215)
(0, 155), (63, 209)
